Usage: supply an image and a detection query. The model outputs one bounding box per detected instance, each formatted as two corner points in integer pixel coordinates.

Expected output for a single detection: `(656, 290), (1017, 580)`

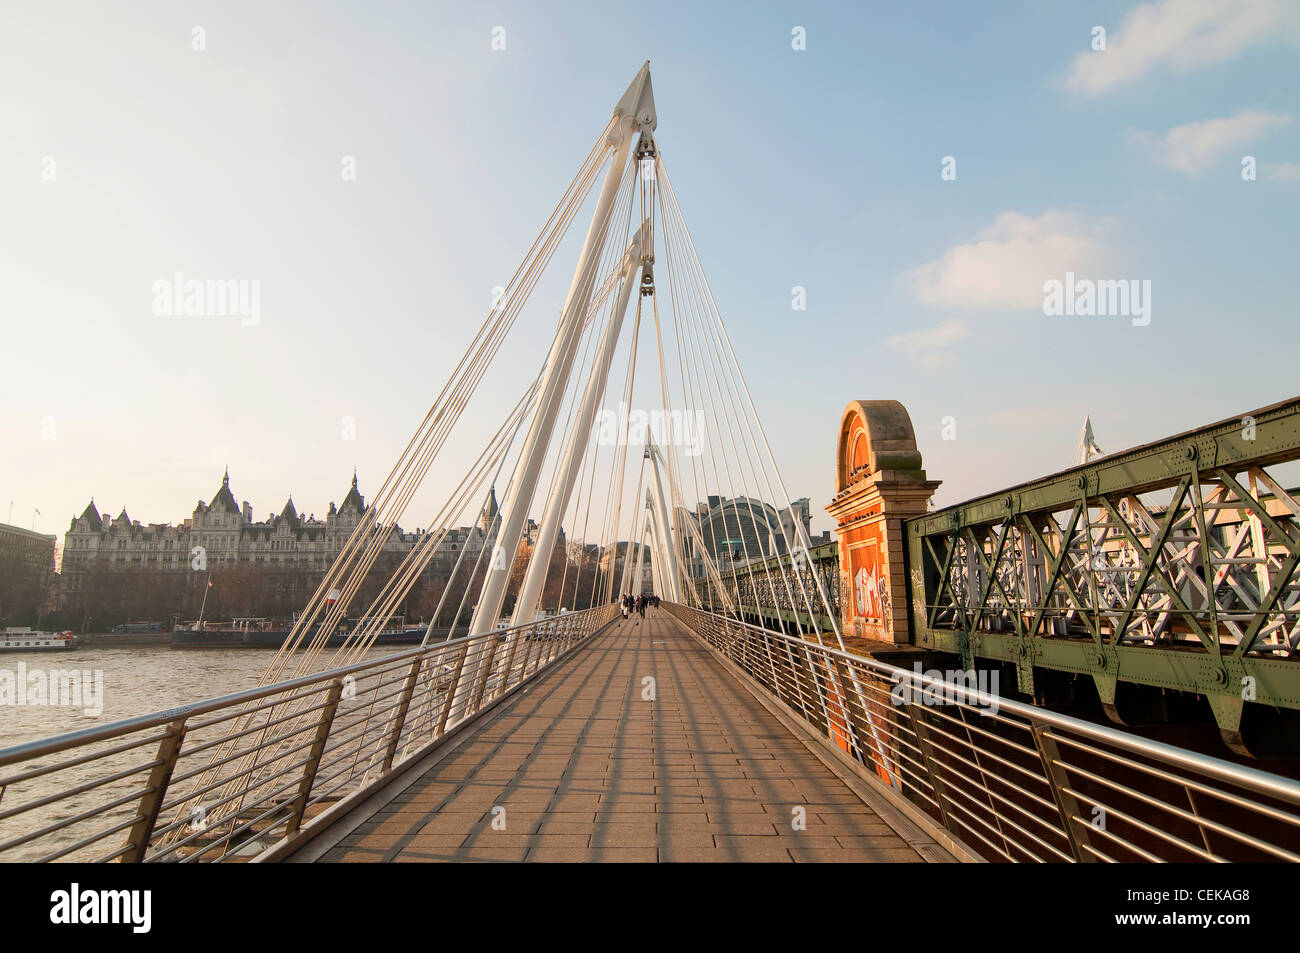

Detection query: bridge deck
(295, 612), (942, 862)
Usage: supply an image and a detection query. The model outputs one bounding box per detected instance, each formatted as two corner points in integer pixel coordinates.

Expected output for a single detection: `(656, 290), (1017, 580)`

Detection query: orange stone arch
(827, 401), (939, 644)
(835, 400), (926, 494)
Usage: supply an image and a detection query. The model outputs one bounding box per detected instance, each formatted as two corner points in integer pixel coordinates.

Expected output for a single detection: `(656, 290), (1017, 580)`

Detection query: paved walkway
(301, 612), (933, 862)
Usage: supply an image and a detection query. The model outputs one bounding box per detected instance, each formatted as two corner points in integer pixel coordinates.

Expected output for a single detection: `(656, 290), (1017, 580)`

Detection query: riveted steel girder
(905, 397), (1300, 747)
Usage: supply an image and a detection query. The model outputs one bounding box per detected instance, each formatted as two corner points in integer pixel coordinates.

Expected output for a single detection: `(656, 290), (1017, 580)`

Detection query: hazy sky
(3, 0), (1298, 545)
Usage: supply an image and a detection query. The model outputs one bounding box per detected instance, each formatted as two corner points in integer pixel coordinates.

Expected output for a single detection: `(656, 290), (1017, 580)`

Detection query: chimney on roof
(242, 501), (253, 523)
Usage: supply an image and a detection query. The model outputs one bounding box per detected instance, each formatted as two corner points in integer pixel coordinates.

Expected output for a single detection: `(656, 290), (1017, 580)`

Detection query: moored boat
(0, 628), (79, 652)
(171, 617), (429, 649)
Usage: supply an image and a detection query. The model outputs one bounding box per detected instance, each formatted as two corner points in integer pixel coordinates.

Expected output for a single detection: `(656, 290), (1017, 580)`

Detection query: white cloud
(907, 212), (1108, 311)
(1066, 0), (1300, 96)
(887, 319), (968, 368)
(1131, 110), (1292, 175)
(1266, 161), (1300, 182)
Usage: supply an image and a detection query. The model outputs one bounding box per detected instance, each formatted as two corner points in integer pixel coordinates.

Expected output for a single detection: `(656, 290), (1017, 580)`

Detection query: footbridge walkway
(4, 600), (1297, 864)
(289, 611), (951, 863)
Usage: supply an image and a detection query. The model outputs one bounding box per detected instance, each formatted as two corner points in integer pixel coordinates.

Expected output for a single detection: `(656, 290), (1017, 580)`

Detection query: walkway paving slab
(302, 612), (938, 863)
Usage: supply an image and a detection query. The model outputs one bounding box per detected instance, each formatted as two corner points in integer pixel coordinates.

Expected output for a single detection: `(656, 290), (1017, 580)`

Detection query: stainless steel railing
(666, 603), (1300, 862)
(0, 604), (618, 863)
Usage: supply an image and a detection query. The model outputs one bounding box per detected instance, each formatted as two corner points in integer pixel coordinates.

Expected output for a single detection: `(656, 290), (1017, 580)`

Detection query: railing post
(536, 626), (553, 668)
(765, 630), (786, 702)
(468, 635), (501, 713)
(727, 620), (747, 665)
(381, 657), (424, 774)
(285, 679), (344, 837)
(831, 656), (902, 788)
(521, 627), (541, 676)
(1031, 724), (1097, 862)
(786, 640), (821, 721)
(501, 629), (524, 691)
(436, 642), (472, 736)
(123, 717), (187, 863)
(900, 701), (960, 838)
(799, 644), (836, 739)
(829, 656), (871, 764)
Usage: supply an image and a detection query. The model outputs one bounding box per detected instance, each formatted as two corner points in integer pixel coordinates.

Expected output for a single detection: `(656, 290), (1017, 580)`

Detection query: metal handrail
(665, 602), (1300, 863)
(0, 603), (618, 862)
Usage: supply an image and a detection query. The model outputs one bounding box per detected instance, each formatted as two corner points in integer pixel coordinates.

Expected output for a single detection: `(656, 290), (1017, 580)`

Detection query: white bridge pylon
(169, 62), (858, 845)
(508, 222), (651, 626)
(641, 443), (681, 601)
(252, 60), (843, 700)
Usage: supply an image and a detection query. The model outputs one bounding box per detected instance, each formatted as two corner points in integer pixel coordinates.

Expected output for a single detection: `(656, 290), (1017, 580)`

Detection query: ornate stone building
(57, 470), (813, 624)
(58, 470), (511, 621)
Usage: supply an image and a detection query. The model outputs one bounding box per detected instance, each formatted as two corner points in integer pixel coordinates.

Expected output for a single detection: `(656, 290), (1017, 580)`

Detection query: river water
(0, 643), (415, 750)
(0, 642), (419, 862)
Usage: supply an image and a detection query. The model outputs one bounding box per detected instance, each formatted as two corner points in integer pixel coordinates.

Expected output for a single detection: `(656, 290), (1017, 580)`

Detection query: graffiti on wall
(850, 538), (883, 622)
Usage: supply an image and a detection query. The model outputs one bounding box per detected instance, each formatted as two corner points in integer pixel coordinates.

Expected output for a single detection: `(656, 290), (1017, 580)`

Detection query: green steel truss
(906, 396), (1300, 748)
(686, 398), (1300, 750)
(692, 541), (841, 634)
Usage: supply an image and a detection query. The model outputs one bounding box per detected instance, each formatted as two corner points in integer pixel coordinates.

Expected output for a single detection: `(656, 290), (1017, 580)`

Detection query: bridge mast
(511, 223), (651, 625)
(467, 62), (656, 637)
(645, 444), (681, 600)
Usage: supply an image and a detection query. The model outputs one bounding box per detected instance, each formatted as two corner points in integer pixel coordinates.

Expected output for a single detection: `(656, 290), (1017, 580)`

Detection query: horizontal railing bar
(0, 620), (553, 770)
(30, 811), (146, 864)
(1054, 766), (1300, 862)
(679, 607), (1300, 806)
(0, 775), (154, 856)
(182, 681), (336, 734)
(0, 755), (161, 823)
(0, 729), (168, 788)
(171, 700), (337, 770)
(147, 751), (317, 850)
(918, 736), (1060, 817)
(0, 606), (604, 861)
(936, 781), (1073, 862)
(158, 736), (324, 817)
(1044, 730), (1300, 826)
(1066, 799), (1207, 863)
(669, 602), (1300, 865)
(919, 741), (1065, 830)
(176, 788), (303, 863)
(149, 769), (311, 863)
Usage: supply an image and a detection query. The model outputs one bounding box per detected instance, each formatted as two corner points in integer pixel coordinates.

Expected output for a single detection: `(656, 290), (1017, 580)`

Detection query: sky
(2, 0), (1298, 547)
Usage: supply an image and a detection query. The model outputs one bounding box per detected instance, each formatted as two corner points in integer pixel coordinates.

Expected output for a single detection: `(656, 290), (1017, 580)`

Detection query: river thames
(0, 643), (415, 750)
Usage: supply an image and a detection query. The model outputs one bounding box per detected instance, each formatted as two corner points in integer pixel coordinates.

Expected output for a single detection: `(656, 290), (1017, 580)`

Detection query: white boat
(0, 628), (79, 652)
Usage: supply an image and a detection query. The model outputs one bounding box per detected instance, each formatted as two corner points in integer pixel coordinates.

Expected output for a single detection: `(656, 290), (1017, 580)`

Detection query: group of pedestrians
(620, 592), (659, 623)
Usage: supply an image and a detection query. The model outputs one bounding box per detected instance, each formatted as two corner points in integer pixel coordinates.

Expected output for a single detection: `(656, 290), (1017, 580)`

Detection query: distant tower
(1075, 416), (1104, 466)
(481, 487), (499, 533)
